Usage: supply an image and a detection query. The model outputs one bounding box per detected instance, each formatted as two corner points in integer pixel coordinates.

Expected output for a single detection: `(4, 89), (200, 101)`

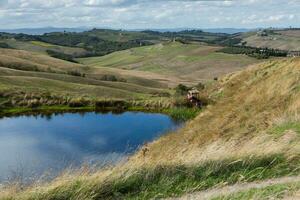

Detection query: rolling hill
(0, 28), (237, 58)
(0, 38), (88, 57)
(240, 29), (300, 51)
(0, 48), (172, 111)
(79, 42), (260, 85)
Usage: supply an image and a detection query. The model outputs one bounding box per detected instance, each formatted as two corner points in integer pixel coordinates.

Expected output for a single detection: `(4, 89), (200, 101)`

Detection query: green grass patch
(0, 105), (95, 116)
(22, 154), (300, 200)
(270, 121), (300, 136)
(212, 182), (300, 200)
(164, 107), (201, 121)
(30, 41), (55, 47)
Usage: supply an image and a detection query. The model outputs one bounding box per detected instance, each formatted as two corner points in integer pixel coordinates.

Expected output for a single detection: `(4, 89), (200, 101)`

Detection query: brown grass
(242, 30), (300, 51)
(128, 58), (300, 167)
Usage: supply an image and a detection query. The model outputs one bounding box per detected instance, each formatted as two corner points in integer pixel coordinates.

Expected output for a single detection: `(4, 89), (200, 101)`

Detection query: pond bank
(0, 105), (201, 122)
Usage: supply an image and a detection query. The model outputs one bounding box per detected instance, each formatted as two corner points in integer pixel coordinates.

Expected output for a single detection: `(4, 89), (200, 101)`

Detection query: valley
(0, 28), (299, 200)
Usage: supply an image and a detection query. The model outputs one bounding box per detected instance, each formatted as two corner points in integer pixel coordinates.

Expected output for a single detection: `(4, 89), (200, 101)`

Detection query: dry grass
(241, 30), (300, 51)
(128, 58), (300, 167)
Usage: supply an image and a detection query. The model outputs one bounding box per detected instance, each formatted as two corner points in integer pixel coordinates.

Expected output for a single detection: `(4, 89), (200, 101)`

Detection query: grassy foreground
(1, 154), (300, 200)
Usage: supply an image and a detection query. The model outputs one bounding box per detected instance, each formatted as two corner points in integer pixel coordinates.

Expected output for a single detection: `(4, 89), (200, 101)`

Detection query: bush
(46, 50), (78, 63)
(100, 75), (118, 82)
(68, 98), (90, 107)
(95, 100), (128, 109)
(0, 42), (12, 49)
(100, 75), (127, 82)
(175, 84), (190, 96)
(67, 70), (85, 77)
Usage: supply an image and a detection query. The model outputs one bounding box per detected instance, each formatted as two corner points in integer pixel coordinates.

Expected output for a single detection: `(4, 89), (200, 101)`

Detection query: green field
(79, 42), (260, 85)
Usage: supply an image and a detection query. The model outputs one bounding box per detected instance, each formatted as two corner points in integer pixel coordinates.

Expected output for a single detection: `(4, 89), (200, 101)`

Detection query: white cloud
(0, 0), (299, 29)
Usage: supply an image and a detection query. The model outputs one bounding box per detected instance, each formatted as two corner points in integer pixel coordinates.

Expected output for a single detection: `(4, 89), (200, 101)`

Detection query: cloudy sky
(0, 0), (299, 29)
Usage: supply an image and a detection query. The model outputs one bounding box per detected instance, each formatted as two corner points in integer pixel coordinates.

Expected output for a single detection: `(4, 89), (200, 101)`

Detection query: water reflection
(0, 111), (180, 183)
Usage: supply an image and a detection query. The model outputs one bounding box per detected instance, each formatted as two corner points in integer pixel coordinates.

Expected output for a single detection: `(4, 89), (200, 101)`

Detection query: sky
(0, 0), (300, 29)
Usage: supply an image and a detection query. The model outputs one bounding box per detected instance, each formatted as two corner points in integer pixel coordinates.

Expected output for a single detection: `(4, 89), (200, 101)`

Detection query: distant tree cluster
(46, 50), (78, 63)
(0, 31), (154, 58)
(100, 75), (127, 82)
(217, 46), (288, 59)
(0, 42), (12, 49)
(40, 32), (152, 57)
(66, 70), (85, 77)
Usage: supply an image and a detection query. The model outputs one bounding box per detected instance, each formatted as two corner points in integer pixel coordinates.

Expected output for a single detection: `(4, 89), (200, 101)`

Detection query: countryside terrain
(0, 29), (266, 116)
(238, 29), (300, 51)
(0, 28), (299, 199)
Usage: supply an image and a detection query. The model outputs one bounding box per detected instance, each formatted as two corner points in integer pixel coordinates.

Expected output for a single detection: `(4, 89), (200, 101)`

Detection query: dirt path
(168, 176), (300, 200)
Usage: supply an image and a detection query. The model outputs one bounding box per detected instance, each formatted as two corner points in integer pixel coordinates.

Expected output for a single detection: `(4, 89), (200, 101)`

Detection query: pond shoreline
(0, 105), (201, 121)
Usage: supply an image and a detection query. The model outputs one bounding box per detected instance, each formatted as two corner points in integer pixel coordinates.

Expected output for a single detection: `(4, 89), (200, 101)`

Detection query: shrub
(46, 50), (78, 63)
(68, 98), (90, 107)
(100, 75), (118, 82)
(95, 100), (128, 109)
(67, 70), (85, 77)
(175, 84), (190, 96)
(0, 42), (12, 49)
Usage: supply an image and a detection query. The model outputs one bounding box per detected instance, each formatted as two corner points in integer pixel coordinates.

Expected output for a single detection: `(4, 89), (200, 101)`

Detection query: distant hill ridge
(0, 27), (252, 35)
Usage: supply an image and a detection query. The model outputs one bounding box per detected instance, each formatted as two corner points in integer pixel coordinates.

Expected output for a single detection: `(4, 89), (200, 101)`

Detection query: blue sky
(0, 0), (299, 29)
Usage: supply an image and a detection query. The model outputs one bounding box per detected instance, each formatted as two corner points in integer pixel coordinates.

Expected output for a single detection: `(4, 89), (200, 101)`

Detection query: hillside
(131, 58), (300, 165)
(0, 48), (172, 111)
(79, 42), (260, 85)
(0, 29), (237, 58)
(0, 38), (88, 57)
(0, 48), (87, 73)
(240, 29), (300, 51)
(1, 58), (299, 199)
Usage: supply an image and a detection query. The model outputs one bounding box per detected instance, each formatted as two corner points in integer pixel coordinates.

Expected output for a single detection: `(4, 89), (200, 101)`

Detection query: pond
(0, 111), (181, 183)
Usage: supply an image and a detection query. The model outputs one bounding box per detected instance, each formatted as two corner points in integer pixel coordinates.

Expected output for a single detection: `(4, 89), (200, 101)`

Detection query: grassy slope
(0, 39), (88, 56)
(1, 58), (299, 199)
(79, 42), (260, 85)
(130, 58), (300, 166)
(0, 48), (87, 73)
(241, 30), (300, 51)
(0, 48), (171, 108)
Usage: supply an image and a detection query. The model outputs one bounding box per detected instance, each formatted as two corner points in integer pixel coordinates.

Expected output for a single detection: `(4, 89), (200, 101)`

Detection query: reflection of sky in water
(0, 112), (179, 182)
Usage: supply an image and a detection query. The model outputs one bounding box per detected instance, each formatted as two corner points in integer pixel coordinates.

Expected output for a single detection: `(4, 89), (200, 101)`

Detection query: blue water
(0, 111), (180, 182)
